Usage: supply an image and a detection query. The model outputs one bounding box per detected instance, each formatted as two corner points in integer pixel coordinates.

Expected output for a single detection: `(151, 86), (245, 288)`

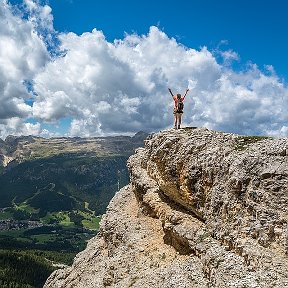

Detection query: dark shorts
(173, 109), (183, 115)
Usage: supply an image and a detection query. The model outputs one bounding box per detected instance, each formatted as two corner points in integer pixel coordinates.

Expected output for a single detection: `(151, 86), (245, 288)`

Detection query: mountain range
(0, 132), (147, 216)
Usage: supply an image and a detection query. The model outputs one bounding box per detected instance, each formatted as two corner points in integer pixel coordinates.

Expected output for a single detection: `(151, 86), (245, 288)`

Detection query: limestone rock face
(45, 128), (288, 288)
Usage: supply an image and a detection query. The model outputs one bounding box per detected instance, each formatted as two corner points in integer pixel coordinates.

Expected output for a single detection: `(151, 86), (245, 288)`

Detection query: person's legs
(174, 112), (178, 128)
(177, 113), (182, 129)
(174, 112), (183, 129)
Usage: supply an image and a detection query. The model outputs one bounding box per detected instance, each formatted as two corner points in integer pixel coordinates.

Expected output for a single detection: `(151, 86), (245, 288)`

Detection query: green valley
(0, 132), (147, 287)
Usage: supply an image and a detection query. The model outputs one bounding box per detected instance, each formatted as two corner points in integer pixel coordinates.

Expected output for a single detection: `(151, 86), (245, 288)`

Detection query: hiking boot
(178, 125), (181, 129)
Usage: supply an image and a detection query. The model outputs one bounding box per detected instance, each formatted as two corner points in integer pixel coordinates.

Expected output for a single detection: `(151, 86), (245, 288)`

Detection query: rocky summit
(44, 128), (288, 288)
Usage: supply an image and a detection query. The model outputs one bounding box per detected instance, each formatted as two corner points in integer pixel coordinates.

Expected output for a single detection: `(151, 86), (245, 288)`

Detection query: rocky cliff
(44, 128), (288, 288)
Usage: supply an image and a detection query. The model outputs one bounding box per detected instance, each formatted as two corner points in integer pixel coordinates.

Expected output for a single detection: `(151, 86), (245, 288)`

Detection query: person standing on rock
(168, 88), (189, 129)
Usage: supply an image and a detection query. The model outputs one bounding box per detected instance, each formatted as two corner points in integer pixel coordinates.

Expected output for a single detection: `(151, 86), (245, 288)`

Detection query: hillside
(45, 128), (288, 287)
(0, 131), (148, 227)
(0, 132), (148, 287)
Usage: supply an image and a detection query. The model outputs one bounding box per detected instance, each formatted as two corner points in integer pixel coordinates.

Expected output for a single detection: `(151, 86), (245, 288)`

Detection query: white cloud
(32, 24), (288, 137)
(0, 117), (41, 137)
(0, 0), (50, 138)
(32, 26), (223, 135)
(220, 49), (240, 65)
(24, 0), (54, 33)
(191, 67), (288, 136)
(1, 1), (288, 139)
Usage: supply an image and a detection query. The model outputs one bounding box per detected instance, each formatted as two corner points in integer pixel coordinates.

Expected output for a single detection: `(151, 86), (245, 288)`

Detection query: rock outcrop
(45, 128), (288, 288)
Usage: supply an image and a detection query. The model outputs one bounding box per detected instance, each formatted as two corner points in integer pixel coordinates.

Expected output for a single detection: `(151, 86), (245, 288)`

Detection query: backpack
(177, 99), (184, 112)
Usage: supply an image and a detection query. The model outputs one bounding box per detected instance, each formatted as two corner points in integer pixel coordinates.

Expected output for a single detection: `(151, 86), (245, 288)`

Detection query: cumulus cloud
(23, 0), (55, 48)
(32, 26), (222, 136)
(0, 117), (42, 137)
(0, 0), (50, 138)
(32, 25), (288, 137)
(1, 0), (288, 139)
(191, 67), (288, 136)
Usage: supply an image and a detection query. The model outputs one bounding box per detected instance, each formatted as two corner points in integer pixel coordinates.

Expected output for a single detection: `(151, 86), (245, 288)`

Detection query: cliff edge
(45, 128), (288, 288)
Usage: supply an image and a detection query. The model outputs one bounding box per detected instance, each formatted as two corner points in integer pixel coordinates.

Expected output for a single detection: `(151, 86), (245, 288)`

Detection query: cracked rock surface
(45, 128), (288, 288)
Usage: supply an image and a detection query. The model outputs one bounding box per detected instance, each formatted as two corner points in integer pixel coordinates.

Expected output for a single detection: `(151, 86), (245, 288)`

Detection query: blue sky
(0, 0), (288, 138)
(48, 0), (288, 80)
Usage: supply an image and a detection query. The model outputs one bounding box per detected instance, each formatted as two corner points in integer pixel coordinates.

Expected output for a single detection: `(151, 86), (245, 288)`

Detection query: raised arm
(182, 88), (189, 100)
(168, 88), (174, 97)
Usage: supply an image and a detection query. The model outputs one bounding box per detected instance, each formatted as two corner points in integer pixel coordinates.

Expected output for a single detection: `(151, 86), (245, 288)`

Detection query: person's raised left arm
(183, 88), (189, 100)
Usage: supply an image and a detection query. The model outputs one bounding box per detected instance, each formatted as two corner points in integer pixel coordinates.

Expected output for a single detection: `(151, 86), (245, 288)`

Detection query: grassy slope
(0, 134), (147, 287)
